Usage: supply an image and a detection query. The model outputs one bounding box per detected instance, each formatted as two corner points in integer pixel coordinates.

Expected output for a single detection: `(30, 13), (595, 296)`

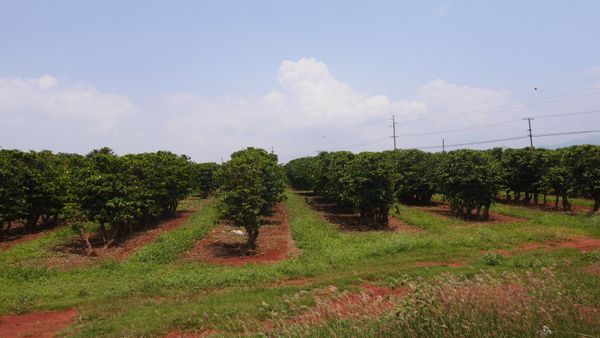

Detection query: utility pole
(442, 138), (445, 153)
(524, 117), (534, 148)
(390, 115), (398, 150)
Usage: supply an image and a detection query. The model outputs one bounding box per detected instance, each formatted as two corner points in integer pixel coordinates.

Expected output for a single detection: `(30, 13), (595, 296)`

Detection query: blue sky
(1, 1), (599, 162)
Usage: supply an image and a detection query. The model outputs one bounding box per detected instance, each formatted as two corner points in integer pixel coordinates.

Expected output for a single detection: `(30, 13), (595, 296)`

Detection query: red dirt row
(303, 194), (424, 233)
(0, 223), (60, 251)
(412, 201), (526, 224)
(0, 309), (77, 338)
(488, 236), (600, 257)
(44, 202), (205, 270)
(184, 203), (299, 266)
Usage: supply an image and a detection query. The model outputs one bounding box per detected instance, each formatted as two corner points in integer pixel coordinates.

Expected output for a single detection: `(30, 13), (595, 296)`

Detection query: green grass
(0, 191), (599, 337)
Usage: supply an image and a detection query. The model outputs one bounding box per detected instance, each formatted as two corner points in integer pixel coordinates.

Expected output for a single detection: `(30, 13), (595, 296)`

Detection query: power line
(396, 87), (600, 127)
(418, 135), (530, 150)
(533, 129), (600, 138)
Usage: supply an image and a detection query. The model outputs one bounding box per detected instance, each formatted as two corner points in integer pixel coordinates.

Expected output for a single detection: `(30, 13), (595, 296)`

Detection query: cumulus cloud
(0, 75), (136, 132)
(158, 58), (526, 161)
(3, 60), (597, 162)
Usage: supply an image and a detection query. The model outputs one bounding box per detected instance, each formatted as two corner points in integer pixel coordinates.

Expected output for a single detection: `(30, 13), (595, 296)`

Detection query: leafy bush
(346, 152), (394, 227)
(384, 149), (438, 205)
(216, 148), (286, 248)
(437, 149), (501, 219)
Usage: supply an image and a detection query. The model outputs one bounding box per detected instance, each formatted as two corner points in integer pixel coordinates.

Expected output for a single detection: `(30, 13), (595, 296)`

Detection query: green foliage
(191, 162), (220, 197)
(562, 145), (600, 211)
(481, 252), (503, 266)
(216, 147), (286, 248)
(0, 150), (27, 238)
(437, 149), (501, 219)
(384, 149), (438, 205)
(500, 148), (549, 204)
(284, 156), (318, 190)
(314, 151), (355, 209)
(346, 152), (394, 227)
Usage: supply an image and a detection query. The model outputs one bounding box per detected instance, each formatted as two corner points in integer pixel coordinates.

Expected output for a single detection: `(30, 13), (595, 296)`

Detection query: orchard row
(285, 145), (600, 226)
(0, 148), (218, 244)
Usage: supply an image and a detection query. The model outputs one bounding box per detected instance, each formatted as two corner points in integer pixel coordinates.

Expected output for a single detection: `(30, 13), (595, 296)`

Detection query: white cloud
(158, 58), (525, 161)
(2, 60), (598, 162)
(0, 75), (135, 132)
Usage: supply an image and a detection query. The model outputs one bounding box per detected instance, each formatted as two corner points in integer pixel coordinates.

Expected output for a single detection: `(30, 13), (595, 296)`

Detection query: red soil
(304, 194), (424, 233)
(413, 201), (525, 224)
(0, 223), (60, 251)
(46, 202), (205, 270)
(0, 309), (77, 338)
(487, 236), (600, 257)
(413, 261), (465, 268)
(520, 237), (600, 253)
(185, 203), (299, 266)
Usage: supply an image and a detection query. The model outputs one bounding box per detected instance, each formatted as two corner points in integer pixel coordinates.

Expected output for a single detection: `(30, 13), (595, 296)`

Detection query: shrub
(346, 152), (394, 227)
(216, 148), (286, 248)
(437, 149), (501, 219)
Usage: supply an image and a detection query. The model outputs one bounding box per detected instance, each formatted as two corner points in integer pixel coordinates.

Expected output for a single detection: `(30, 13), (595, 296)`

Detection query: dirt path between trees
(0, 309), (77, 338)
(184, 203), (299, 266)
(43, 200), (207, 270)
(302, 193), (424, 233)
(412, 201), (526, 225)
(0, 223), (60, 251)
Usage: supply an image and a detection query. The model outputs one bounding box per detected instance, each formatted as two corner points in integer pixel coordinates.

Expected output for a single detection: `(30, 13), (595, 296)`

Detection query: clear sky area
(1, 0), (599, 162)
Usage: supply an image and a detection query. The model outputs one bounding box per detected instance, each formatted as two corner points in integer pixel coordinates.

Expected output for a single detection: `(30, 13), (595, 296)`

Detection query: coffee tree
(437, 150), (501, 219)
(216, 148), (286, 248)
(346, 152), (394, 227)
(384, 149), (438, 205)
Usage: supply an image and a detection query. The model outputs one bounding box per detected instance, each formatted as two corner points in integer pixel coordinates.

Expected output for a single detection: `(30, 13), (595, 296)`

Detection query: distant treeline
(285, 145), (600, 226)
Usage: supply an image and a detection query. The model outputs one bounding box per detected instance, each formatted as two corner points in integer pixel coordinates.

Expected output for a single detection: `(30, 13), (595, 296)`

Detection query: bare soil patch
(413, 201), (526, 225)
(520, 237), (600, 253)
(303, 194), (424, 233)
(0, 309), (77, 338)
(185, 203), (299, 266)
(489, 236), (600, 257)
(45, 202), (205, 270)
(0, 223), (60, 251)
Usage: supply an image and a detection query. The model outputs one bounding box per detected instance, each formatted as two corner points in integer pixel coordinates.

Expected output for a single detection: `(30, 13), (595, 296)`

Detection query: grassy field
(0, 191), (599, 337)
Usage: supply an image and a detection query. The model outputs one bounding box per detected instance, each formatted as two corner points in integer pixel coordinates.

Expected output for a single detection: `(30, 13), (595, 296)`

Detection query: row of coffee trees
(0, 147), (218, 252)
(285, 145), (600, 226)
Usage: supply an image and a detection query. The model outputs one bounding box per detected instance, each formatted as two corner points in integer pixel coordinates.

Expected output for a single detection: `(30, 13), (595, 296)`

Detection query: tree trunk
(554, 191), (559, 209)
(593, 198), (599, 212)
(562, 193), (571, 211)
(25, 215), (38, 232)
(543, 193), (547, 204)
(99, 223), (108, 244)
(79, 229), (96, 256)
(533, 192), (539, 205)
(483, 205), (490, 220)
(245, 225), (259, 250)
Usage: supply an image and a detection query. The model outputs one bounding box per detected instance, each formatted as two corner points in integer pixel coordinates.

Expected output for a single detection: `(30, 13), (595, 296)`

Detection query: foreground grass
(0, 191), (598, 336)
